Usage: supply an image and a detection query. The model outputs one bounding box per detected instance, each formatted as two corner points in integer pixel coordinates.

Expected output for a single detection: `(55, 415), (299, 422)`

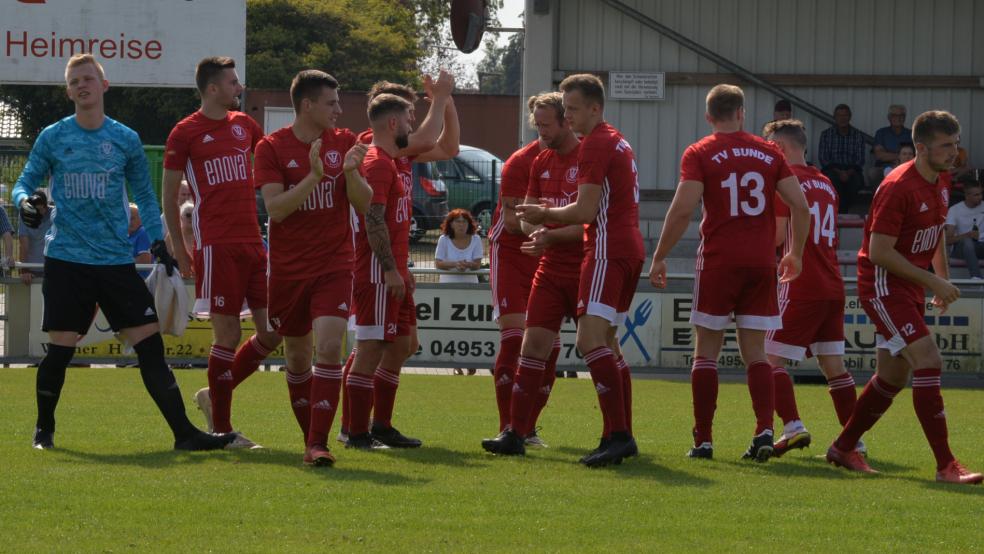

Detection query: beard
(395, 131), (409, 150)
(227, 95), (241, 110)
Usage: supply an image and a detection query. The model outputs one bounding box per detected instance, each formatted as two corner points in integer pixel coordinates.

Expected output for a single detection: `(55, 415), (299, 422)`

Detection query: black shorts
(42, 257), (158, 334)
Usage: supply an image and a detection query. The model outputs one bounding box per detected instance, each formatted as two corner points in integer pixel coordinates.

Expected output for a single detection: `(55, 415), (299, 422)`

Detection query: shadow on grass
(375, 445), (490, 468)
(550, 446), (716, 486)
(55, 447), (425, 485)
(714, 452), (917, 479)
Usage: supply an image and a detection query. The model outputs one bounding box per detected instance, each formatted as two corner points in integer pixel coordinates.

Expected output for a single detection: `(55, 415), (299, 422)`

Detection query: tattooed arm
(366, 203), (405, 301)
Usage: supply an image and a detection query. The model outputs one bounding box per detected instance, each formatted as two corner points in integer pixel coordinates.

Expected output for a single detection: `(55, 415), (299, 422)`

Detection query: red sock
(307, 363), (342, 447)
(285, 369), (312, 439)
(584, 347), (626, 434)
(372, 367), (400, 429)
(346, 372), (374, 436)
(617, 356), (633, 436)
(509, 356), (546, 436)
(531, 338), (560, 426)
(825, 372), (857, 426)
(231, 335), (273, 388)
(772, 366), (800, 425)
(207, 344), (236, 433)
(493, 329), (523, 431)
(835, 375), (901, 451)
(691, 357), (718, 445)
(912, 368), (955, 470)
(747, 361), (775, 435)
(340, 348), (355, 433)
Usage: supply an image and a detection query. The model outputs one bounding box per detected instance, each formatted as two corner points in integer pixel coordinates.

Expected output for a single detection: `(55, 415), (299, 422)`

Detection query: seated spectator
(127, 203), (152, 278)
(945, 180), (984, 280)
(869, 104), (912, 186)
(951, 146), (973, 180)
(761, 99), (792, 136)
(435, 208), (483, 284)
(0, 203), (13, 277)
(17, 189), (51, 284)
(883, 143), (915, 178)
(818, 104), (866, 213)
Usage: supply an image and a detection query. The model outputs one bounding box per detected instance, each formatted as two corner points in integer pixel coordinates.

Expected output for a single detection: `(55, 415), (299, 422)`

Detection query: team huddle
(12, 53), (981, 483)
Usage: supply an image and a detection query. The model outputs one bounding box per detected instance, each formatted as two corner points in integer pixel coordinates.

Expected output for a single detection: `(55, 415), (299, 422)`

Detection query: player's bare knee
(817, 355), (847, 380)
(521, 328), (554, 360)
(315, 338), (343, 366)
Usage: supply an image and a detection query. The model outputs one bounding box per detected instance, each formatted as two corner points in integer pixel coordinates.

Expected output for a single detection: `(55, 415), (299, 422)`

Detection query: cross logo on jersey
(565, 166), (578, 183)
(230, 124), (247, 141)
(325, 150), (341, 169)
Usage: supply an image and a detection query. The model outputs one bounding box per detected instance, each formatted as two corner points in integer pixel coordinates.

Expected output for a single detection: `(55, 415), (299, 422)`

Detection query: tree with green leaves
(476, 30), (523, 95)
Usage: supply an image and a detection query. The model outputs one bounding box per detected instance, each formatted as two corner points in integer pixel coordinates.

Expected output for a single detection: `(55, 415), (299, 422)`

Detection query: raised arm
(416, 97), (460, 162)
(261, 139), (324, 222)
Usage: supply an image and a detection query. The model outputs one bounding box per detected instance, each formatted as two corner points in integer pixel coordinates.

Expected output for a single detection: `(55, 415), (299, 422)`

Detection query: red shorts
(691, 266), (780, 330)
(577, 257), (642, 325)
(268, 270), (353, 337)
(766, 298), (845, 361)
(525, 267), (580, 333)
(861, 296), (929, 356)
(490, 242), (538, 320)
(353, 281), (416, 342)
(193, 243), (267, 316)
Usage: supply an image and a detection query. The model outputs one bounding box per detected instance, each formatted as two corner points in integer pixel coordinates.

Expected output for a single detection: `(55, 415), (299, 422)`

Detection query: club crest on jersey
(565, 166), (578, 183)
(99, 141), (113, 157)
(325, 150), (341, 168)
(231, 124), (247, 141)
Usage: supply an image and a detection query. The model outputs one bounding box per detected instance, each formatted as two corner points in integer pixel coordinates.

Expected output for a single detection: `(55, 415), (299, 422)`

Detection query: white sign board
(1, 0), (246, 87)
(609, 72), (665, 101)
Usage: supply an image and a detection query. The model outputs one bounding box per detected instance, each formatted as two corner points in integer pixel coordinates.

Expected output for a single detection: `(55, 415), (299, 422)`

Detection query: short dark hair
(527, 92), (565, 127)
(898, 142), (915, 153)
(290, 70), (339, 114)
(367, 93), (411, 124)
(774, 99), (792, 113)
(195, 57), (236, 94)
(441, 208), (477, 238)
(833, 103), (852, 116)
(559, 73), (605, 108)
(912, 110), (960, 146)
(367, 81), (417, 103)
(706, 84), (744, 121)
(763, 119), (807, 148)
(961, 178), (982, 191)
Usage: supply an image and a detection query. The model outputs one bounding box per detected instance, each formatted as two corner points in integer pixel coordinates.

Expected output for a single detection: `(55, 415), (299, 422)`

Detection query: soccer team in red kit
(27, 53), (980, 483)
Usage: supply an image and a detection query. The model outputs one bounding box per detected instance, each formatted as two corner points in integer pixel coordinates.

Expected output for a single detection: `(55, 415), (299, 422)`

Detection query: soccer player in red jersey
(163, 57), (281, 447)
(485, 96), (557, 447)
(482, 92), (581, 456)
(761, 119), (861, 457)
(826, 111), (983, 484)
(517, 74), (644, 467)
(339, 73), (457, 443)
(253, 70), (372, 466)
(649, 84), (810, 462)
(345, 94), (421, 450)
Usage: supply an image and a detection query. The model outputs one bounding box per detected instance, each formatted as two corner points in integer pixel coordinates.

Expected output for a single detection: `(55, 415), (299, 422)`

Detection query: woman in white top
(435, 209), (484, 284)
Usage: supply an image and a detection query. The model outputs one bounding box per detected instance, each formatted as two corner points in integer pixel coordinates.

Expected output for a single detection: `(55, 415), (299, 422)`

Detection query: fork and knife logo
(619, 299), (653, 362)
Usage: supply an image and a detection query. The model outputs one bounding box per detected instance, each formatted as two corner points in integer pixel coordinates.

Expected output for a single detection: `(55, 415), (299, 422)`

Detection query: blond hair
(64, 53), (105, 82)
(527, 92), (565, 127)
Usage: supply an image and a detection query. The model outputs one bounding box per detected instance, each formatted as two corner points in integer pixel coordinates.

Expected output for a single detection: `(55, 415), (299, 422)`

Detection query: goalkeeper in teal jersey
(13, 54), (235, 452)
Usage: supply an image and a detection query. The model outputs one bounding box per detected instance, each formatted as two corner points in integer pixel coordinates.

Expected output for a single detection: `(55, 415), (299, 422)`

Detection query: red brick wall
(245, 89), (521, 160)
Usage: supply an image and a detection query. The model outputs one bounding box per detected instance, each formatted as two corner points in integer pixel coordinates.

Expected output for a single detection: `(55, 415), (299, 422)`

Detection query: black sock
(133, 334), (197, 440)
(36, 344), (74, 433)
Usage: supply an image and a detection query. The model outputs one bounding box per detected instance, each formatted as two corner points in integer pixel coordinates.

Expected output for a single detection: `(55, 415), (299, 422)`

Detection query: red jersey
(577, 122), (644, 261)
(857, 161), (950, 302)
(527, 144), (584, 278)
(680, 130), (793, 269)
(355, 146), (411, 283)
(164, 111), (263, 248)
(775, 165), (843, 301)
(253, 126), (358, 280)
(358, 128), (415, 192)
(490, 140), (542, 249)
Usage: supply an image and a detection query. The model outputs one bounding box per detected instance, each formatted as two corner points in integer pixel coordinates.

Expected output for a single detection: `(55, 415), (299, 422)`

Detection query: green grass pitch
(1, 367), (983, 551)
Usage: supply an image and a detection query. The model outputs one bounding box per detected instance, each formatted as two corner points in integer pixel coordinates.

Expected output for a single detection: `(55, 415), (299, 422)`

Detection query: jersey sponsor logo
(230, 124), (247, 141)
(202, 134), (215, 144)
(325, 150), (341, 168)
(291, 176), (337, 211)
(287, 159), (299, 169)
(911, 224), (944, 254)
(99, 141), (113, 157)
(62, 171), (110, 199)
(561, 189), (577, 205)
(565, 166), (578, 183)
(203, 149), (249, 186)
